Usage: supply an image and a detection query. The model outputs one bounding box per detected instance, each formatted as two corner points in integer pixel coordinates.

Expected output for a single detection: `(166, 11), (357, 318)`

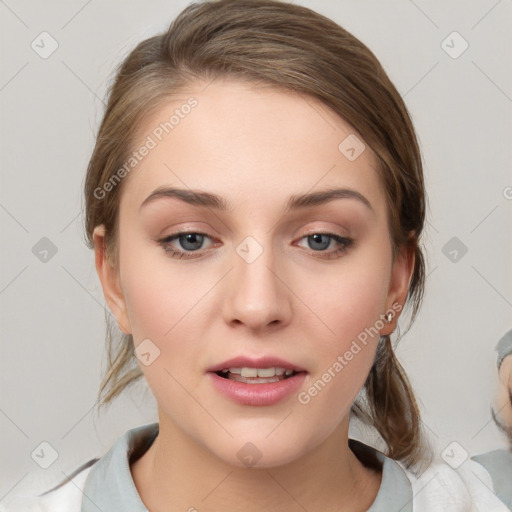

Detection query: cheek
(118, 237), (220, 391)
(308, 242), (392, 350)
(296, 240), (392, 407)
(119, 232), (206, 339)
(119, 251), (209, 398)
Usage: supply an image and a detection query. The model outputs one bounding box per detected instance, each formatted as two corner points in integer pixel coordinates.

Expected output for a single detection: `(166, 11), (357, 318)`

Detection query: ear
(93, 225), (132, 335)
(380, 240), (415, 336)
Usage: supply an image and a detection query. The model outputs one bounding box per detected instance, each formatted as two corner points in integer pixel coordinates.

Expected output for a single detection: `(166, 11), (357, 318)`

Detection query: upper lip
(208, 356), (307, 373)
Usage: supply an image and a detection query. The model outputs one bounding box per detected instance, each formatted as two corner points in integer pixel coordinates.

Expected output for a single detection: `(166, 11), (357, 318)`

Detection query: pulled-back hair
(84, 0), (431, 472)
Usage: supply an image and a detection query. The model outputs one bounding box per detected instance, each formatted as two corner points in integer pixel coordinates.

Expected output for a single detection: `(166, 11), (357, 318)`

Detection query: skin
(94, 78), (415, 512)
(496, 356), (512, 430)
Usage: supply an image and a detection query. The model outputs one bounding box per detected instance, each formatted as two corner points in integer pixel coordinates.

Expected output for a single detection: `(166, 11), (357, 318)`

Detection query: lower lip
(208, 372), (307, 406)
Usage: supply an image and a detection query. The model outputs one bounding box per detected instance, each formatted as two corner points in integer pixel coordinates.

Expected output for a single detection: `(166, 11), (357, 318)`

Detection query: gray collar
(82, 422), (413, 512)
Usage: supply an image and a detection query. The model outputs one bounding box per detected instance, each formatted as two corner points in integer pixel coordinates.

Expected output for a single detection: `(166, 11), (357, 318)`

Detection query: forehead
(120, 79), (385, 218)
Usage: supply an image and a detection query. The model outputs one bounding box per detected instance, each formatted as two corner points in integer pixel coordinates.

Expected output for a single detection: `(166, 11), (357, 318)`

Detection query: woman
(2, 0), (509, 510)
(472, 328), (512, 509)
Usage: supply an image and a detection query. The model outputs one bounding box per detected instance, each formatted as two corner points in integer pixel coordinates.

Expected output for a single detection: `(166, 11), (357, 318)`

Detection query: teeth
(230, 375), (281, 384)
(225, 367), (294, 378)
(241, 368), (258, 378)
(256, 368), (275, 378)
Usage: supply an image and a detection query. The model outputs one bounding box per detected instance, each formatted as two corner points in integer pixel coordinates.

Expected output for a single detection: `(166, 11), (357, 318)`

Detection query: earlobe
(93, 225), (132, 335)
(381, 242), (415, 335)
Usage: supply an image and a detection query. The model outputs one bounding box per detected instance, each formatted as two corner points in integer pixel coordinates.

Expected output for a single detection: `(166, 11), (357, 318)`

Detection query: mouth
(208, 362), (308, 406)
(214, 367), (303, 384)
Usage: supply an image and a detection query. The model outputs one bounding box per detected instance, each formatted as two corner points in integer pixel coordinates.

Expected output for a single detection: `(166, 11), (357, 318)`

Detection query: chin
(208, 434), (315, 470)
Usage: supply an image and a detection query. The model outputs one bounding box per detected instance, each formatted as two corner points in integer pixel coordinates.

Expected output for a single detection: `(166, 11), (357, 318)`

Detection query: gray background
(1, 0), (511, 499)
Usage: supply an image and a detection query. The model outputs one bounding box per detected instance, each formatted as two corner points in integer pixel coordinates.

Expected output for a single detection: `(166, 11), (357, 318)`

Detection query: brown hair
(84, 0), (431, 471)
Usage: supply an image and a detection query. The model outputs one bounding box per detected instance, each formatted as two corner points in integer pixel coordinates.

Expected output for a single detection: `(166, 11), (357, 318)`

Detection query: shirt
(1, 422), (509, 512)
(472, 449), (512, 509)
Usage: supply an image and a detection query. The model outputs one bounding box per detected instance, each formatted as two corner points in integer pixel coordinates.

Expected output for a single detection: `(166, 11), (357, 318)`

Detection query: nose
(222, 236), (292, 333)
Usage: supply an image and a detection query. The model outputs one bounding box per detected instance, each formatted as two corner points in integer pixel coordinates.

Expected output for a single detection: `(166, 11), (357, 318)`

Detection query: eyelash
(158, 231), (354, 260)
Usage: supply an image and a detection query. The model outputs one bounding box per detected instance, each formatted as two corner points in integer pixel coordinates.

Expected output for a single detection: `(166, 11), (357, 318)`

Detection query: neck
(131, 412), (382, 512)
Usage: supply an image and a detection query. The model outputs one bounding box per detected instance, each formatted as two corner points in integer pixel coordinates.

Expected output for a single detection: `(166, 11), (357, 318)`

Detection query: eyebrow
(139, 186), (374, 214)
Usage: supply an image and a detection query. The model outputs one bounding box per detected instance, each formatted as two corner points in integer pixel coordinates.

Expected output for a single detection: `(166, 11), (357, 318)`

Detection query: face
(94, 78), (412, 468)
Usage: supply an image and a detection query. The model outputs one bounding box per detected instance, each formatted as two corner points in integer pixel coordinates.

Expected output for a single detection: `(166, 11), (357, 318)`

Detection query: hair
(83, 0), (432, 471)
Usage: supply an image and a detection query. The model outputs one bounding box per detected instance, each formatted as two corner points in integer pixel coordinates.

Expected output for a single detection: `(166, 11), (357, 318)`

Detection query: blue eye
(158, 232), (212, 259)
(174, 233), (205, 251)
(297, 233), (353, 259)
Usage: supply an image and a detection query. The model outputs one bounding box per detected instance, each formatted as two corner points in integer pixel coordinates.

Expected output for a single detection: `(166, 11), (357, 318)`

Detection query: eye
(158, 232), (214, 259)
(296, 233), (353, 259)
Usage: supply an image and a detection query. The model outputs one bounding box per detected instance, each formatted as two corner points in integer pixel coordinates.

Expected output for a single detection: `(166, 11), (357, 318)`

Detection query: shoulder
(471, 449), (512, 510)
(398, 456), (510, 511)
(0, 459), (97, 512)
